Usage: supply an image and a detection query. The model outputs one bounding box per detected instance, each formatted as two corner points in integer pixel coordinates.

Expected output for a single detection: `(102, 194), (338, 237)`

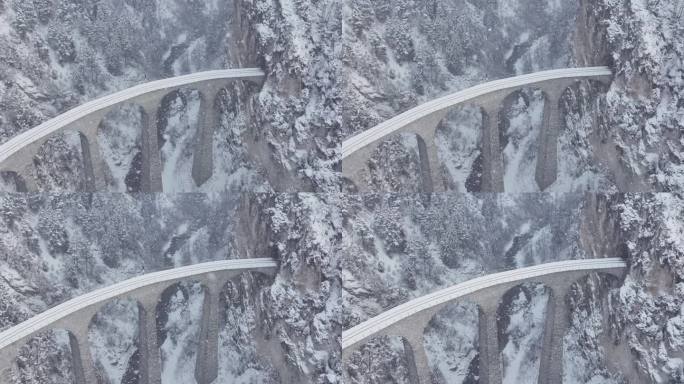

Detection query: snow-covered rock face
(499, 284), (549, 384)
(423, 302), (479, 384)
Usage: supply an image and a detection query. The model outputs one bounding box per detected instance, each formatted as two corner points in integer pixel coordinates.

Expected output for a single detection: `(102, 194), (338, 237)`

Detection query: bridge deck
(0, 258), (277, 351)
(0, 69), (265, 166)
(342, 258), (626, 350)
(342, 66), (612, 159)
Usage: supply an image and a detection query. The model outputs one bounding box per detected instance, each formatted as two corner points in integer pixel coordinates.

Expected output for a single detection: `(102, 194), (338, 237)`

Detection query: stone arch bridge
(0, 258), (277, 384)
(342, 258), (627, 384)
(0, 69), (264, 192)
(342, 67), (613, 192)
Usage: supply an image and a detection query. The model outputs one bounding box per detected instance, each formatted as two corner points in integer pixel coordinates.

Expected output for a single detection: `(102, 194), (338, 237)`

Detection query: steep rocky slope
(340, 192), (684, 383)
(341, 193), (595, 383)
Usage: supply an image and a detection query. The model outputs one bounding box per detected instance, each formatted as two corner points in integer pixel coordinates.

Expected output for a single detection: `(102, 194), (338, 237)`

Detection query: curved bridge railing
(0, 69), (264, 192)
(342, 67), (613, 192)
(342, 258), (627, 384)
(0, 258), (277, 384)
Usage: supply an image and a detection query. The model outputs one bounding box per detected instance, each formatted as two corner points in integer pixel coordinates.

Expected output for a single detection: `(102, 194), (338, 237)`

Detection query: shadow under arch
(88, 298), (143, 384)
(496, 282), (552, 384)
(157, 80), (255, 192)
(191, 80), (264, 192)
(532, 269), (624, 384)
(156, 88), (202, 192)
(536, 77), (611, 192)
(496, 87), (547, 192)
(422, 300), (480, 384)
(97, 102), (145, 192)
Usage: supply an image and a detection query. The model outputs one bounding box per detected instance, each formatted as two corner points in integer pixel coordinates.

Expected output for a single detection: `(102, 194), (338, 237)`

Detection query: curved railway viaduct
(342, 67), (613, 192)
(342, 258), (627, 384)
(0, 69), (264, 192)
(0, 258), (277, 384)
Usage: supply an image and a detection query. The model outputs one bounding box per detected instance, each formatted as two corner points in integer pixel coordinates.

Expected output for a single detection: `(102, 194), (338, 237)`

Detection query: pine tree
(33, 0), (53, 24)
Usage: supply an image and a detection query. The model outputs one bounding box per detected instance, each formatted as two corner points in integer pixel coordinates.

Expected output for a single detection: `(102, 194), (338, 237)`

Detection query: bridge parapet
(342, 67), (613, 192)
(0, 258), (277, 384)
(342, 258), (627, 384)
(0, 69), (265, 192)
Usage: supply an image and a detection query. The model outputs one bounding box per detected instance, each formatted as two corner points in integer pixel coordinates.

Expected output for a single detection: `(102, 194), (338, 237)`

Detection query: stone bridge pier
(69, 111), (109, 192)
(68, 330), (98, 384)
(65, 313), (100, 384)
(413, 112), (447, 193)
(402, 330), (432, 384)
(138, 288), (164, 384)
